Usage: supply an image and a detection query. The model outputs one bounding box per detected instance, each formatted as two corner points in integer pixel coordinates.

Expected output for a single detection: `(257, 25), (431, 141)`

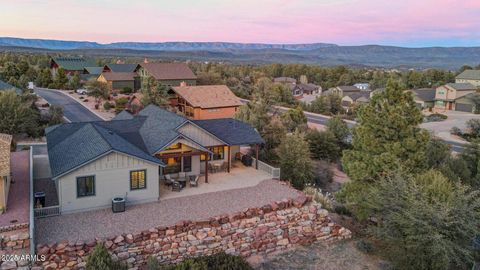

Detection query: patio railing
(239, 152), (281, 179)
(34, 205), (60, 218)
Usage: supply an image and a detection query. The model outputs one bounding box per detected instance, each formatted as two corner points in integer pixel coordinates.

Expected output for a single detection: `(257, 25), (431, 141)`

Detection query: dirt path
(250, 240), (385, 270)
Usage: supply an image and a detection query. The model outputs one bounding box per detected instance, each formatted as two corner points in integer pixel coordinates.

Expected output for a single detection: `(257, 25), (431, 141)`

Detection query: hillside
(1, 37), (479, 69)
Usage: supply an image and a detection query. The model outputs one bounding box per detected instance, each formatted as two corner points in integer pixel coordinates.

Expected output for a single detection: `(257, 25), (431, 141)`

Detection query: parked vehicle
(76, 88), (89, 95)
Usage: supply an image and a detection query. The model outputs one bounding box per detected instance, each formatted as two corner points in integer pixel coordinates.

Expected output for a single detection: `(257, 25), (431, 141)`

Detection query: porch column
(227, 146), (231, 173)
(205, 153), (209, 183)
(255, 144), (259, 170)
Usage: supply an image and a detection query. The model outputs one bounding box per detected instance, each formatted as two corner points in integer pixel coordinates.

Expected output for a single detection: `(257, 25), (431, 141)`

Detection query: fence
(239, 152), (281, 179)
(34, 205), (60, 218)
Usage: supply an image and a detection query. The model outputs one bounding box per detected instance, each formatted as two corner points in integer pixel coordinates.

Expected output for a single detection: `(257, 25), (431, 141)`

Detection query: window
(130, 170), (146, 190)
(77, 176), (95, 197)
(166, 143), (181, 150)
(200, 154), (209, 161)
(211, 146), (224, 160)
(183, 156), (192, 172)
(163, 157), (181, 174)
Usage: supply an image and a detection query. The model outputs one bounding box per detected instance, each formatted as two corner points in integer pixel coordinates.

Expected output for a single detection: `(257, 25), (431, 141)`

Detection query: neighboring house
(354, 83), (370, 91)
(45, 105), (264, 214)
(326, 85), (360, 96)
(455, 70), (480, 87)
(171, 85), (243, 119)
(408, 88), (436, 109)
(0, 80), (22, 94)
(50, 57), (97, 77)
(103, 64), (138, 73)
(273, 77), (297, 84)
(0, 134), (12, 213)
(434, 83), (477, 111)
(97, 72), (137, 91)
(297, 83), (321, 95)
(83, 67), (103, 75)
(341, 92), (370, 107)
(453, 92), (480, 113)
(135, 63), (197, 87)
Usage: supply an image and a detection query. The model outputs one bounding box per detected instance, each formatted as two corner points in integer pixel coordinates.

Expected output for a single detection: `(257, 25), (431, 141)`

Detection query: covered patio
(159, 161), (272, 199)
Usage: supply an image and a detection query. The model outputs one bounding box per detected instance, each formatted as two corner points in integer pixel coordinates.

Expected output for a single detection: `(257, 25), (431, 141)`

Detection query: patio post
(227, 145), (231, 173)
(205, 153), (209, 183)
(255, 144), (259, 170)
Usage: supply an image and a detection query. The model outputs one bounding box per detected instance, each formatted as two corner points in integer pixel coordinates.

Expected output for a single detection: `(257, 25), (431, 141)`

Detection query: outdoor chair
(221, 161), (228, 172)
(189, 175), (199, 187)
(208, 163), (214, 173)
(164, 175), (173, 186)
(177, 172), (187, 188)
(171, 181), (182, 192)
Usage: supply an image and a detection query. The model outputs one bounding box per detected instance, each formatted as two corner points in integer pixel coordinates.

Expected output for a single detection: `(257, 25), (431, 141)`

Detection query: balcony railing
(240, 153), (281, 179)
(34, 205), (60, 218)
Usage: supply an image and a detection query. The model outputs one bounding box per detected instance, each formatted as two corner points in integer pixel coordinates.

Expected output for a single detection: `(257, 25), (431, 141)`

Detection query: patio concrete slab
(35, 179), (303, 244)
(160, 165), (272, 199)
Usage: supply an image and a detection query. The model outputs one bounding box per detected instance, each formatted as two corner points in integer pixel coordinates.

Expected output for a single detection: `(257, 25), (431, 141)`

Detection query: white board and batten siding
(57, 152), (160, 214)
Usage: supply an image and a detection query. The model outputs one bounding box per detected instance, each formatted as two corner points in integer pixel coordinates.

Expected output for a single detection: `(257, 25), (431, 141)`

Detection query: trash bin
(34, 192), (46, 208)
(112, 197), (126, 213)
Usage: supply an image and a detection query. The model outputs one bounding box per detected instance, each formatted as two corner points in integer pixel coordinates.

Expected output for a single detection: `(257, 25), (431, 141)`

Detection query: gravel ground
(250, 240), (386, 270)
(35, 179), (303, 244)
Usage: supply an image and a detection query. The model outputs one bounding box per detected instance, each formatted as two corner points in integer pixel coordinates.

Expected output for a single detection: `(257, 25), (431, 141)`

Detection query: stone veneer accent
(35, 197), (351, 270)
(0, 228), (31, 269)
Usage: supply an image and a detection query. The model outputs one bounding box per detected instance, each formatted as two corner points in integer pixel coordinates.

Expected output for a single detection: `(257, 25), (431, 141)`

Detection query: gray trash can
(112, 197), (125, 213)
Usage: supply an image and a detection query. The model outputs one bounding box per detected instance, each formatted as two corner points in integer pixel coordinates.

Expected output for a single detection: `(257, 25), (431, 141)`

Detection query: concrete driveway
(34, 87), (103, 122)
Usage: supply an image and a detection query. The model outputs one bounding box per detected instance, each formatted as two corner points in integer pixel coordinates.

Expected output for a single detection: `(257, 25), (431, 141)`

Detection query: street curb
(37, 88), (108, 121)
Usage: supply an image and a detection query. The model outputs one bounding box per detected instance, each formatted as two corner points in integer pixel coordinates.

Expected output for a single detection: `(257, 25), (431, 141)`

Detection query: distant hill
(1, 37), (479, 69)
(0, 37), (337, 51)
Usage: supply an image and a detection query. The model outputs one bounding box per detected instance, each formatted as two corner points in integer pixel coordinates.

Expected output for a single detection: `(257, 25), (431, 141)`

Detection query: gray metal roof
(112, 110), (134, 121)
(193, 118), (264, 145)
(0, 80), (22, 94)
(105, 64), (138, 73)
(456, 70), (480, 80)
(84, 66), (103, 75)
(446, 83), (476, 91)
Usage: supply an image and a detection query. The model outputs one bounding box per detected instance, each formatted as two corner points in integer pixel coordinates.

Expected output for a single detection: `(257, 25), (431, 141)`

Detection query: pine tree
(277, 131), (314, 190)
(86, 244), (113, 270)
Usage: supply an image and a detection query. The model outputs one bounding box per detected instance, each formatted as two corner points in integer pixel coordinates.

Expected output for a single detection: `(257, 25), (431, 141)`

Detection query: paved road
(34, 88), (103, 122)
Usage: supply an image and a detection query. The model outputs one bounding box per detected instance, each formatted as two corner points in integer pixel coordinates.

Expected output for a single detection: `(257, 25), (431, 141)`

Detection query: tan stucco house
(45, 105), (264, 214)
(0, 133), (12, 213)
(455, 70), (480, 87)
(434, 83), (477, 111)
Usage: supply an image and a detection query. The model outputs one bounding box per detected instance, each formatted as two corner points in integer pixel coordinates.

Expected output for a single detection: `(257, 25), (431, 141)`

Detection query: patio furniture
(189, 175), (199, 187)
(213, 163), (222, 173)
(177, 172), (187, 188)
(208, 163), (215, 173)
(164, 175), (173, 186)
(221, 161), (228, 172)
(171, 181), (182, 192)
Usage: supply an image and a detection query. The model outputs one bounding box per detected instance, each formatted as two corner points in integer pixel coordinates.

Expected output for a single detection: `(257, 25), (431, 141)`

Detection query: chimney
(144, 58), (149, 64)
(180, 81), (187, 87)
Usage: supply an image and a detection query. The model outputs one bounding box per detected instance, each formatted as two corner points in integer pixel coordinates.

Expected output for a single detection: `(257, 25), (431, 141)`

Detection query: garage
(455, 103), (473, 113)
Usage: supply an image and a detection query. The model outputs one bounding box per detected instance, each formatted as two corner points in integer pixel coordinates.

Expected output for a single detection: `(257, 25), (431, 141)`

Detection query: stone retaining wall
(36, 197), (351, 269)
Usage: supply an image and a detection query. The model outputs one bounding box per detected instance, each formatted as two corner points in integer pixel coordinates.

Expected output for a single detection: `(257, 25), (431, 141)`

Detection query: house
(50, 57), (97, 77)
(341, 92), (370, 107)
(45, 105), (264, 214)
(297, 83), (321, 95)
(135, 63), (197, 87)
(353, 83), (370, 91)
(273, 77), (297, 84)
(455, 70), (480, 87)
(171, 85), (243, 119)
(434, 83), (477, 111)
(0, 80), (22, 94)
(97, 72), (137, 91)
(325, 85), (360, 96)
(0, 134), (12, 213)
(452, 92), (480, 113)
(103, 64), (138, 73)
(408, 88), (436, 110)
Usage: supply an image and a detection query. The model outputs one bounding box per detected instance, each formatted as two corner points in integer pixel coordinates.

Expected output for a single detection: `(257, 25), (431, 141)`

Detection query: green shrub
(86, 244), (128, 270)
(425, 113), (447, 122)
(333, 204), (352, 216)
(450, 126), (462, 136)
(159, 252), (252, 270)
(121, 87), (133, 94)
(356, 239), (374, 254)
(103, 102), (113, 111)
(115, 97), (129, 113)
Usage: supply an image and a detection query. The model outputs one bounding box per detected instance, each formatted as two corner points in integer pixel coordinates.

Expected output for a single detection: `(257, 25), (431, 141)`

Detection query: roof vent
(108, 130), (114, 135)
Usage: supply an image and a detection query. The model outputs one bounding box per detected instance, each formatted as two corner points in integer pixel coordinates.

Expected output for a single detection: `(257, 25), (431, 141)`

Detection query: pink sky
(1, 0), (479, 47)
